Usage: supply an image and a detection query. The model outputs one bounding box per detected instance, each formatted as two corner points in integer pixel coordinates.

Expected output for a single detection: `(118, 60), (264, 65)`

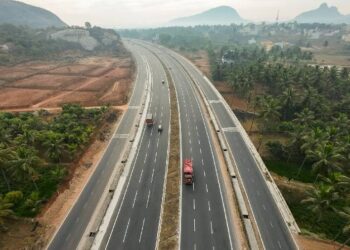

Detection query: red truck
(145, 113), (154, 126)
(183, 159), (194, 185)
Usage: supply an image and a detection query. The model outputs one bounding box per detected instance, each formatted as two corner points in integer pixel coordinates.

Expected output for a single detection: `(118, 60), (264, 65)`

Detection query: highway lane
(101, 42), (171, 250)
(47, 43), (150, 250)
(138, 41), (238, 250)
(165, 46), (297, 250)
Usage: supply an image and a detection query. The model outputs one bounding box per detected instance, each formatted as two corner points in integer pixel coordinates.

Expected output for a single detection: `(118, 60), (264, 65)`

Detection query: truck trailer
(183, 159), (194, 185)
(145, 113), (154, 126)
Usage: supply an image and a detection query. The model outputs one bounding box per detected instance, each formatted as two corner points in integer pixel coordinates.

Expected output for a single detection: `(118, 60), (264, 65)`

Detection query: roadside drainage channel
(84, 55), (153, 250)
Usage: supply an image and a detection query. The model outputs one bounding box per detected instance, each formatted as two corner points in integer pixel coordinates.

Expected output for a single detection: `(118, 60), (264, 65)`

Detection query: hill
(0, 0), (66, 28)
(167, 6), (245, 26)
(294, 3), (350, 24)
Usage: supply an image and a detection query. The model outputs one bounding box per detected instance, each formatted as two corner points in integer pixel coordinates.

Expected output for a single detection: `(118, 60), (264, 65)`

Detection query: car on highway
(158, 124), (163, 132)
(162, 79), (165, 84)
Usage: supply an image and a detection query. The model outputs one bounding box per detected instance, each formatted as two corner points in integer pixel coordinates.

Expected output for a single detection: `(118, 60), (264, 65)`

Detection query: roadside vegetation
(122, 23), (350, 245)
(0, 104), (110, 230)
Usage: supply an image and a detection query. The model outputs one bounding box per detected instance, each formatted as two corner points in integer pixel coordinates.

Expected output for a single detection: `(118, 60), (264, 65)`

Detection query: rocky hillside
(0, 0), (66, 28)
(168, 6), (245, 26)
(50, 27), (121, 51)
(294, 3), (350, 24)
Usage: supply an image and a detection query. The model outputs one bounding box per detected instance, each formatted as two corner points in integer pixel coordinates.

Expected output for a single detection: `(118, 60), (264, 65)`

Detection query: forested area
(219, 47), (350, 242)
(0, 104), (109, 228)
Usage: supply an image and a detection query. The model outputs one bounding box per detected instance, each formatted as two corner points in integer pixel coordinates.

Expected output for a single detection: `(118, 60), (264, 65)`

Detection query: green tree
(258, 95), (281, 132)
(42, 132), (67, 163)
(337, 207), (350, 249)
(10, 147), (42, 190)
(302, 184), (339, 222)
(0, 145), (15, 191)
(307, 143), (346, 178)
(0, 195), (13, 229)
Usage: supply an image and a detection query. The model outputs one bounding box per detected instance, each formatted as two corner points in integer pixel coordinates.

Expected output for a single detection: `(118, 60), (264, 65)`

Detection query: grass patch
(265, 159), (315, 183)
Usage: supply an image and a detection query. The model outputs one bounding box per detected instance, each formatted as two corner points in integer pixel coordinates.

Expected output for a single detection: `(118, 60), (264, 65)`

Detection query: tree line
(0, 104), (108, 230)
(212, 44), (350, 244)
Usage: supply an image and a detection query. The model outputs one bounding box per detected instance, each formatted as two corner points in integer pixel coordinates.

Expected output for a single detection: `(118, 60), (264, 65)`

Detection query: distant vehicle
(158, 124), (163, 132)
(183, 159), (194, 185)
(145, 113), (154, 126)
(162, 79), (165, 84)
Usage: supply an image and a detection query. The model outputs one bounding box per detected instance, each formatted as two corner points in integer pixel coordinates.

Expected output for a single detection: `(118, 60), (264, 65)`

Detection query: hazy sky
(21, 0), (350, 28)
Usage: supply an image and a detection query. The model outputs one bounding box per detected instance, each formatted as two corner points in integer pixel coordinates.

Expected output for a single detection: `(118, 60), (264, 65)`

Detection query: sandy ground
(0, 56), (134, 109)
(0, 108), (123, 250)
(297, 234), (350, 250)
(181, 50), (211, 77)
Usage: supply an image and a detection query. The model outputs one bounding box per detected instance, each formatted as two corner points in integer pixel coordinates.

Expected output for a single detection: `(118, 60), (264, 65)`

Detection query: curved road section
(156, 43), (298, 250)
(135, 41), (240, 250)
(47, 44), (155, 250)
(98, 43), (170, 249)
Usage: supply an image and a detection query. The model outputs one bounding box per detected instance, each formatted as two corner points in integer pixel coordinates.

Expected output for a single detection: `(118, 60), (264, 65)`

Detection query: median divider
(87, 56), (153, 250)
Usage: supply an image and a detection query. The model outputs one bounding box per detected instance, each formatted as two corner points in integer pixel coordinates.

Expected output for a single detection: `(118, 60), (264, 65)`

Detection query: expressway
(156, 43), (298, 250)
(47, 43), (153, 250)
(135, 41), (239, 250)
(98, 42), (170, 249)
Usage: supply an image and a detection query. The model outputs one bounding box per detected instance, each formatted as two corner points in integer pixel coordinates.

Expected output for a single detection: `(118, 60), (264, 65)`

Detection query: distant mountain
(294, 3), (350, 24)
(0, 0), (67, 28)
(167, 6), (245, 26)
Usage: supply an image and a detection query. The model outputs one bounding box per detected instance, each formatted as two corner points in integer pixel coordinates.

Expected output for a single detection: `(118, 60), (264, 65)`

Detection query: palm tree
(0, 195), (13, 229)
(307, 143), (346, 179)
(0, 128), (12, 146)
(280, 86), (296, 120)
(42, 131), (67, 163)
(0, 145), (15, 191)
(296, 127), (329, 176)
(16, 126), (37, 146)
(258, 95), (281, 132)
(10, 147), (42, 190)
(301, 184), (339, 222)
(336, 207), (350, 249)
(336, 174), (350, 199)
(50, 165), (67, 181)
(293, 108), (315, 127)
(285, 124), (306, 163)
(332, 114), (350, 136)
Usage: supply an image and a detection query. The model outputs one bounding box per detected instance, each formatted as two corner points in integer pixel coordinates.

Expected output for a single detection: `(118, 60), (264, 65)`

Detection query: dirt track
(0, 57), (134, 109)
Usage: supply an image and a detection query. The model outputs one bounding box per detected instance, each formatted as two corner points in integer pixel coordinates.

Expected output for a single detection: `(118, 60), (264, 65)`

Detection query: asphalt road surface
(100, 42), (171, 250)
(47, 43), (152, 250)
(165, 44), (298, 250)
(134, 41), (239, 250)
